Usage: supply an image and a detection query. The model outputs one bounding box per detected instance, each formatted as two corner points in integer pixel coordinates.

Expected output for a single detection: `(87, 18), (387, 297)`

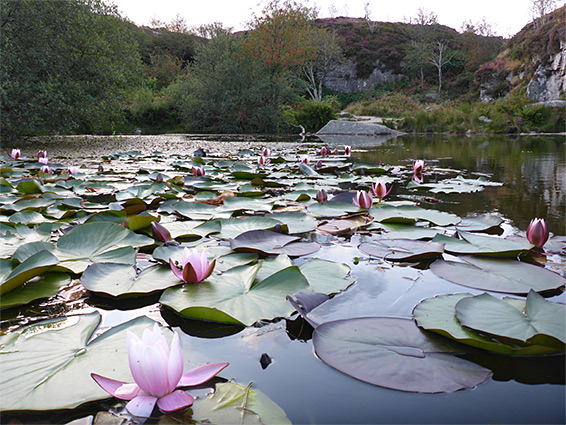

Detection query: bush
(288, 100), (337, 132)
(345, 93), (424, 117)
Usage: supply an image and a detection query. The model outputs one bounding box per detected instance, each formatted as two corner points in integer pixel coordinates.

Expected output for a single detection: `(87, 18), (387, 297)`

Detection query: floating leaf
(0, 272), (71, 309)
(313, 317), (491, 393)
(430, 256), (565, 294)
(231, 230), (319, 257)
(359, 239), (444, 262)
(456, 215), (504, 233)
(413, 293), (564, 355)
(299, 259), (354, 293)
(265, 212), (317, 234)
(369, 205), (460, 226)
(0, 250), (59, 295)
(432, 232), (532, 257)
(455, 291), (565, 347)
(211, 217), (283, 240)
(307, 201), (360, 218)
(317, 214), (373, 234)
(189, 382), (291, 425)
(160, 263), (310, 326)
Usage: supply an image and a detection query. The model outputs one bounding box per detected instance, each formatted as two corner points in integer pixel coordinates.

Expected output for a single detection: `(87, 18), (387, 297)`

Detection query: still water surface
(3, 133), (565, 424)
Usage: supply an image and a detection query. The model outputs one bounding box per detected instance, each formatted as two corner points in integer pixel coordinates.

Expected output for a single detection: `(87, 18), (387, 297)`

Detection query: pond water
(1, 133), (565, 424)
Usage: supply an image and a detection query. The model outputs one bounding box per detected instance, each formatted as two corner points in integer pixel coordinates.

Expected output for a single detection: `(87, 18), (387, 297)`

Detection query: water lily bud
(36, 150), (47, 159)
(39, 156), (49, 165)
(299, 155), (310, 164)
(40, 165), (52, 174)
(371, 180), (392, 201)
(526, 218), (549, 248)
(258, 156), (270, 165)
(10, 149), (21, 160)
(316, 188), (328, 204)
(320, 146), (328, 156)
(68, 166), (80, 174)
(412, 172), (424, 184)
(315, 159), (323, 169)
(97, 164), (104, 173)
(151, 221), (172, 243)
(353, 190), (373, 209)
(155, 173), (164, 182)
(262, 148), (271, 157)
(344, 145), (351, 156)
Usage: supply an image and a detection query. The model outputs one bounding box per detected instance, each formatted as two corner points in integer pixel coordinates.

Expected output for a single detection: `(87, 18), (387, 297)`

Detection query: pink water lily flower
(262, 148), (271, 156)
(298, 155), (310, 164)
(526, 218), (549, 248)
(353, 190), (373, 209)
(258, 156), (270, 165)
(92, 324), (229, 422)
(36, 150), (47, 159)
(371, 180), (392, 201)
(412, 160), (426, 174)
(412, 172), (424, 184)
(68, 166), (80, 174)
(192, 166), (205, 177)
(10, 149), (21, 160)
(320, 146), (328, 156)
(316, 188), (328, 204)
(40, 165), (52, 174)
(39, 156), (49, 165)
(169, 248), (216, 284)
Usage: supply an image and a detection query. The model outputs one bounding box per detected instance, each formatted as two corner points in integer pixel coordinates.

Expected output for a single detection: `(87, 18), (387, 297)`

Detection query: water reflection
(350, 135), (566, 235)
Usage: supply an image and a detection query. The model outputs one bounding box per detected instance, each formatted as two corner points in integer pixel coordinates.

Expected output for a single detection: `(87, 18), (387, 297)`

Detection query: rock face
(324, 59), (405, 94)
(526, 37), (566, 101)
(316, 120), (404, 136)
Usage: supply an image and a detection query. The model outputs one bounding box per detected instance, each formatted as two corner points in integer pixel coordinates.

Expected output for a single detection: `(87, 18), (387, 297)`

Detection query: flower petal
(157, 389), (194, 412)
(169, 258), (185, 281)
(182, 262), (200, 284)
(167, 332), (184, 390)
(115, 383), (143, 400)
(91, 373), (132, 399)
(178, 362), (229, 387)
(203, 258), (216, 281)
(125, 395), (158, 423)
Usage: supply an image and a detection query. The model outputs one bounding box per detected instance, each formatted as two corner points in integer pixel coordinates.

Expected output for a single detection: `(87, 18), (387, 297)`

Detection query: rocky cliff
(476, 6), (565, 103)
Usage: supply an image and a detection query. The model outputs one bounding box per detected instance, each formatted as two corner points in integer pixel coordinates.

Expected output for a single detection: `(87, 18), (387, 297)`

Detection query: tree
(402, 8), (438, 82)
(531, 0), (558, 19)
(299, 28), (343, 101)
(363, 2), (378, 34)
(427, 41), (457, 93)
(1, 0), (142, 136)
(459, 18), (502, 72)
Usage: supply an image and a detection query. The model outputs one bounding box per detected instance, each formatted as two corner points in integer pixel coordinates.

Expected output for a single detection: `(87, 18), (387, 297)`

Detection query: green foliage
(345, 93), (424, 118)
(1, 0), (142, 136)
(287, 99), (337, 132)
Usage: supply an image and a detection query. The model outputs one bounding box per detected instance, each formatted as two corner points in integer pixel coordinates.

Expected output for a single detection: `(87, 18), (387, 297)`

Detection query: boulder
(316, 120), (404, 136)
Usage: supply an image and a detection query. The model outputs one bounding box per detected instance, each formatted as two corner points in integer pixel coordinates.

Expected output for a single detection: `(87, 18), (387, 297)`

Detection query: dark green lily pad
(307, 201), (360, 218)
(432, 232), (532, 257)
(455, 291), (565, 347)
(413, 293), (565, 355)
(0, 272), (71, 309)
(160, 263), (310, 325)
(369, 205), (460, 226)
(456, 215), (504, 233)
(231, 230), (319, 257)
(313, 317), (491, 393)
(265, 212), (318, 234)
(359, 239), (445, 262)
(430, 256), (565, 294)
(0, 250), (59, 295)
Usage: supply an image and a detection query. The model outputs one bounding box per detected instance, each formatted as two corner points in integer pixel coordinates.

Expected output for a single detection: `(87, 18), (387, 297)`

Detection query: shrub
(288, 100), (337, 132)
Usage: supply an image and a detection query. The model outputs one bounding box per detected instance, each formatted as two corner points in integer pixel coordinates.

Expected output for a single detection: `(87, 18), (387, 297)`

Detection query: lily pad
(81, 263), (183, 297)
(231, 230), (319, 257)
(210, 217), (284, 240)
(369, 205), (460, 226)
(455, 291), (566, 347)
(307, 201), (360, 218)
(359, 239), (445, 262)
(317, 214), (373, 234)
(0, 250), (59, 295)
(313, 317), (491, 393)
(430, 256), (565, 294)
(299, 259), (354, 293)
(432, 232), (532, 257)
(0, 272), (71, 309)
(456, 215), (504, 233)
(413, 293), (564, 355)
(189, 382), (291, 425)
(160, 263), (310, 326)
(265, 212), (318, 234)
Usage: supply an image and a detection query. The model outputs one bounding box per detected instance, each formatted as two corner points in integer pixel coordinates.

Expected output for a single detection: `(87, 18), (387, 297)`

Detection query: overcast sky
(110, 0), (545, 37)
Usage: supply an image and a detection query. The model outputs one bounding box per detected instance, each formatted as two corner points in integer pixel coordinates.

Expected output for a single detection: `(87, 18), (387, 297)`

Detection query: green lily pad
(369, 205), (460, 226)
(0, 250), (59, 295)
(299, 259), (354, 293)
(0, 272), (71, 309)
(359, 239), (445, 262)
(221, 196), (274, 213)
(189, 382), (291, 425)
(432, 232), (532, 257)
(313, 317), (491, 393)
(81, 263), (184, 297)
(430, 256), (565, 294)
(265, 212), (318, 234)
(456, 215), (504, 233)
(231, 230), (319, 257)
(413, 293), (564, 355)
(0, 313), (161, 411)
(174, 201), (232, 220)
(307, 201), (360, 218)
(455, 291), (566, 347)
(211, 217), (284, 240)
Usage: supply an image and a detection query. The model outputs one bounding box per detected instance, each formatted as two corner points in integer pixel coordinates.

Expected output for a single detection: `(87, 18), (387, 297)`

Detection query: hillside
(476, 6), (566, 102)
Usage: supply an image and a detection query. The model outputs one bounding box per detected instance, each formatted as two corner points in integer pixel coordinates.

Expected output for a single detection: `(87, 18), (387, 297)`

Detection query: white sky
(109, 0), (543, 37)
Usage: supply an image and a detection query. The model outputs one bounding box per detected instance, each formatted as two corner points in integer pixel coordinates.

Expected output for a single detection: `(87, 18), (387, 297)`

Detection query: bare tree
(300, 28), (343, 101)
(427, 41), (456, 93)
(364, 2), (378, 33)
(328, 3), (339, 18)
(531, 0), (558, 26)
